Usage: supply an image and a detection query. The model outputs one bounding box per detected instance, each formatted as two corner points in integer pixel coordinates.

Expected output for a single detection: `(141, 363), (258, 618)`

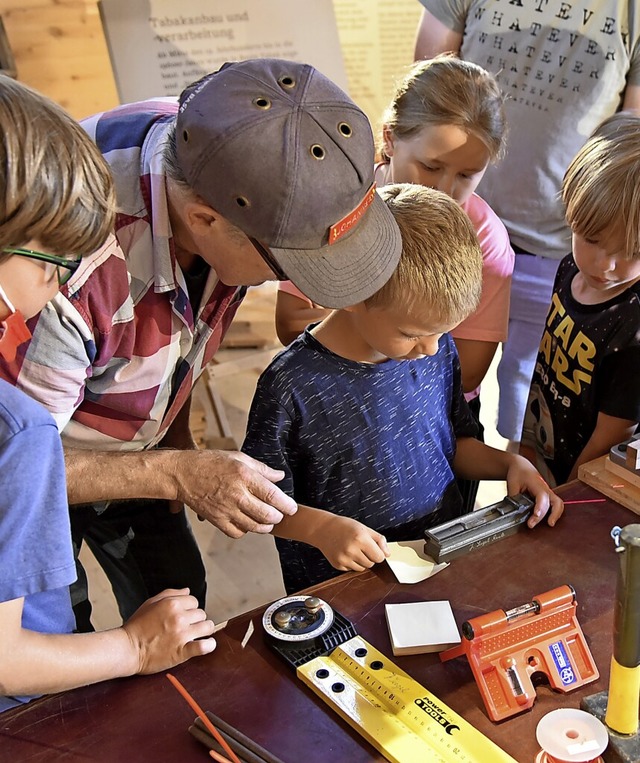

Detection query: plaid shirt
(0, 100), (244, 450)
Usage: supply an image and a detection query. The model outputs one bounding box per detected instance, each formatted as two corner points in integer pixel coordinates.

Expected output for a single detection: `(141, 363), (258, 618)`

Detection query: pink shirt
(451, 193), (514, 346)
(453, 193), (514, 401)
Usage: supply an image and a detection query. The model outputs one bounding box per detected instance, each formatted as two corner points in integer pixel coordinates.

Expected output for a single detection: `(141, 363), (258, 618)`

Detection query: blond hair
(367, 184), (482, 325)
(0, 76), (116, 261)
(380, 53), (506, 162)
(563, 112), (640, 260)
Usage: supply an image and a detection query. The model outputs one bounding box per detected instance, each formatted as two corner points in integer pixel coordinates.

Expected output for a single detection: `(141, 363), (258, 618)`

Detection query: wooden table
(0, 482), (633, 762)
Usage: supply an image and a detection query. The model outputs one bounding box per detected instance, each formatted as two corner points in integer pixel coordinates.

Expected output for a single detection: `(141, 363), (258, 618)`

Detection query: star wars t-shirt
(521, 255), (640, 485)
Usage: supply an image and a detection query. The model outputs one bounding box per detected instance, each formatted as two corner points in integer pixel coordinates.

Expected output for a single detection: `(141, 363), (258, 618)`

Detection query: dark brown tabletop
(0, 481), (634, 762)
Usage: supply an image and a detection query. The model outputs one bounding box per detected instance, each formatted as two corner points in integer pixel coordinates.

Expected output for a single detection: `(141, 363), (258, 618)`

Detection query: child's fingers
(527, 490), (563, 528)
(546, 493), (564, 526)
(527, 498), (548, 528)
(359, 536), (388, 565)
(336, 544), (380, 570)
(377, 534), (390, 558)
(187, 617), (216, 640)
(329, 524), (389, 570)
(184, 636), (217, 659)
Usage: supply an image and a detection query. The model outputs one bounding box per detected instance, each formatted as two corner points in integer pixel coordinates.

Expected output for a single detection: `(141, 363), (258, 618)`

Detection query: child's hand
(123, 588), (216, 675)
(505, 454), (564, 528)
(314, 514), (390, 572)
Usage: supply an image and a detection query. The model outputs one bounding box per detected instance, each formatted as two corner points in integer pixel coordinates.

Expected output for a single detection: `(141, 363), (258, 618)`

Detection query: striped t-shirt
(0, 100), (244, 449)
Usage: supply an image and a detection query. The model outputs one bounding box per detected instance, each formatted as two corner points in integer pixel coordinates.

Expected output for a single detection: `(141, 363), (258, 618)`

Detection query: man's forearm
(64, 447), (179, 505)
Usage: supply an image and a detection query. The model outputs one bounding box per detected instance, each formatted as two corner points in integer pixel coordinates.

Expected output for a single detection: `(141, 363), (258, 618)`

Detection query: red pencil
(167, 673), (242, 763)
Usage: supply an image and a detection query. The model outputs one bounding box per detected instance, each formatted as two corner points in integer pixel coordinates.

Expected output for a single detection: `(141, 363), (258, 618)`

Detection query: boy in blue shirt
(243, 184), (563, 593)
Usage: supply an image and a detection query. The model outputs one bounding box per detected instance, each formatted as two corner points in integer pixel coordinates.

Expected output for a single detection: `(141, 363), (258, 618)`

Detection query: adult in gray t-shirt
(415, 0), (640, 444)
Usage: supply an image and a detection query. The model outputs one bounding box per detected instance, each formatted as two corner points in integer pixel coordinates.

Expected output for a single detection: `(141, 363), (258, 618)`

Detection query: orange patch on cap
(328, 184), (376, 245)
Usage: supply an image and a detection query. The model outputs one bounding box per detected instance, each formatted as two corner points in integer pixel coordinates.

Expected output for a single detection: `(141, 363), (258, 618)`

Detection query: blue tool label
(549, 641), (576, 685)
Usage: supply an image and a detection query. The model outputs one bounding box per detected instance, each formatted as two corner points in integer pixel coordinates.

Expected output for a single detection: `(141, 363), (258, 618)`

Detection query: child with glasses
(0, 75), (215, 713)
(243, 184), (562, 594)
(1, 247), (82, 286)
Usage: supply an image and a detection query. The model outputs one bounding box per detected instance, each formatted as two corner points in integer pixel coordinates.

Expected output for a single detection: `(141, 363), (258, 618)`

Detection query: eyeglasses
(249, 238), (288, 281)
(2, 247), (83, 286)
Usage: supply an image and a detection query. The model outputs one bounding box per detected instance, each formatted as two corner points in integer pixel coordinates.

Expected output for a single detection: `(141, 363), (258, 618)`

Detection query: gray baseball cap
(175, 58), (401, 308)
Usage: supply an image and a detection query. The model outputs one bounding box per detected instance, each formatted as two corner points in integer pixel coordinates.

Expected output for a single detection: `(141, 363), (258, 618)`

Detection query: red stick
(166, 673), (241, 763)
(564, 499), (607, 505)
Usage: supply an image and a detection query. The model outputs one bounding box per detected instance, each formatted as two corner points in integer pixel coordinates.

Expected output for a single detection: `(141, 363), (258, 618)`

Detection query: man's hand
(313, 514), (390, 572)
(123, 588), (216, 675)
(173, 449), (298, 537)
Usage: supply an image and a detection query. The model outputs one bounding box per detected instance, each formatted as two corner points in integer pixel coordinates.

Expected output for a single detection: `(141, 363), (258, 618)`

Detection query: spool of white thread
(534, 708), (608, 763)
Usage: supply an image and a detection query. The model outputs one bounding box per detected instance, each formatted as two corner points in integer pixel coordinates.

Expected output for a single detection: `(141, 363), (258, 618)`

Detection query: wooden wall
(0, 0), (118, 119)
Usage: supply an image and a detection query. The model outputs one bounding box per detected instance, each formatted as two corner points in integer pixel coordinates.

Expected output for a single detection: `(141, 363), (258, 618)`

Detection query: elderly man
(0, 58), (401, 629)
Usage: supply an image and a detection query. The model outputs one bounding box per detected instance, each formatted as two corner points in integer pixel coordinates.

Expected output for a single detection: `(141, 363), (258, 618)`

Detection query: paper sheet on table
(386, 541), (449, 584)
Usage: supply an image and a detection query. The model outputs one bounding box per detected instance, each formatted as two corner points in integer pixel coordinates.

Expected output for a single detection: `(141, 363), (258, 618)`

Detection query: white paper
(385, 540), (449, 584)
(240, 619), (254, 649)
(385, 600), (461, 654)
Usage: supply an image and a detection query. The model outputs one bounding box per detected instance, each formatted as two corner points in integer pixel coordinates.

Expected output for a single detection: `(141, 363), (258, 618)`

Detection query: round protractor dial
(263, 595), (335, 642)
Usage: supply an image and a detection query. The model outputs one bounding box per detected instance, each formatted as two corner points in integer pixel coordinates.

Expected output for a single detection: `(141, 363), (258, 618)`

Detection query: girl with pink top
(276, 54), (514, 510)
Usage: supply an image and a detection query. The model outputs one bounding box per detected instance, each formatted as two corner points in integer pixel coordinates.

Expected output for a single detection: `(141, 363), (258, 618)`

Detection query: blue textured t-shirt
(0, 379), (76, 713)
(242, 329), (478, 592)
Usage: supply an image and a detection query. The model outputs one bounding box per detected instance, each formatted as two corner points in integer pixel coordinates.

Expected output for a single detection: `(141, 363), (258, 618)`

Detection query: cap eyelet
(278, 75), (296, 89)
(253, 96), (272, 110)
(338, 122), (352, 137)
(310, 144), (326, 160)
(182, 130), (189, 142)
(235, 196), (250, 208)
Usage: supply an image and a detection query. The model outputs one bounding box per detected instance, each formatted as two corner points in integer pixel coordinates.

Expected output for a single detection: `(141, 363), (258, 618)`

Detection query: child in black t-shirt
(521, 113), (640, 486)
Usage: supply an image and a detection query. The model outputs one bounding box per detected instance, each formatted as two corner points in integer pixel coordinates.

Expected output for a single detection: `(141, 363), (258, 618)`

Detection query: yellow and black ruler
(263, 596), (516, 763)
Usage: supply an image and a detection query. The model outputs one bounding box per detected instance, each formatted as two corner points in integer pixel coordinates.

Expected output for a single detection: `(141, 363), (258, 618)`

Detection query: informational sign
(99, 0), (422, 130)
(333, 0), (422, 132)
(99, 0), (348, 102)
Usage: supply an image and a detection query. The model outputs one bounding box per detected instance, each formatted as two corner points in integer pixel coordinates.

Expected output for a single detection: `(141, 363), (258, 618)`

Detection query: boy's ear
(382, 125), (396, 157)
